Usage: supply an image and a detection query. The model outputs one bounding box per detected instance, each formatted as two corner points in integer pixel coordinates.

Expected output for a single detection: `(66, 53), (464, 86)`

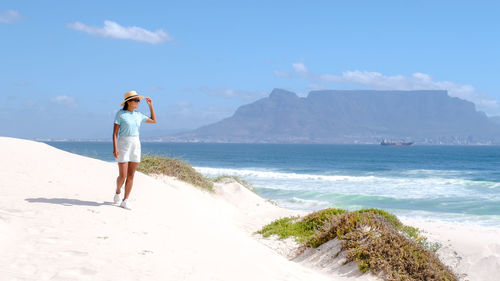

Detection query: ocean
(44, 141), (500, 227)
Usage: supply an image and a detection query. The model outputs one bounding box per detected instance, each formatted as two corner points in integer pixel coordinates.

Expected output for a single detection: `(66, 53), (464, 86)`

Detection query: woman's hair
(122, 101), (129, 111)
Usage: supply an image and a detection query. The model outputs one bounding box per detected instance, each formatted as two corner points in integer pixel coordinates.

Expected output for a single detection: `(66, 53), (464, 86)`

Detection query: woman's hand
(113, 149), (119, 158)
(145, 96), (156, 123)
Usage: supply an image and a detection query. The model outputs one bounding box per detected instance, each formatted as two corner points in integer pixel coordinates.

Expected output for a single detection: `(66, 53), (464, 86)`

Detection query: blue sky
(1, 0), (499, 139)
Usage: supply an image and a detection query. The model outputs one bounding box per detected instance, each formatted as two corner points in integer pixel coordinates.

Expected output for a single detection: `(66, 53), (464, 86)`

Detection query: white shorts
(116, 136), (141, 163)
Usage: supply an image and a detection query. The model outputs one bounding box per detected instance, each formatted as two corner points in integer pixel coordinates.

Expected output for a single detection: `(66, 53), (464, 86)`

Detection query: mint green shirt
(114, 110), (149, 136)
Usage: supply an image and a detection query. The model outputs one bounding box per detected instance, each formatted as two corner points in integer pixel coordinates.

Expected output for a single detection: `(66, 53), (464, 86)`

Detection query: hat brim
(120, 95), (144, 106)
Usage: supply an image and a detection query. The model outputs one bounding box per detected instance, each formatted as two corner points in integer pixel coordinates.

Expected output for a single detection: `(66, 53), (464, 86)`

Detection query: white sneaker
(113, 193), (121, 204)
(120, 199), (131, 210)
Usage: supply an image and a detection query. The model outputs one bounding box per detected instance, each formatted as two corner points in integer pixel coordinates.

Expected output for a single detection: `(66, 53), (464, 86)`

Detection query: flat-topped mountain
(165, 89), (500, 144)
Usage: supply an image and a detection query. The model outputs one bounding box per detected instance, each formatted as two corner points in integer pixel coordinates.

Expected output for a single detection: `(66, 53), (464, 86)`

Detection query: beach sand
(0, 136), (498, 281)
(400, 218), (500, 281)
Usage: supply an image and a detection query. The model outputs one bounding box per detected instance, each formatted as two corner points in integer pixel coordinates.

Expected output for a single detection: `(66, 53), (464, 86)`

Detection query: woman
(113, 90), (156, 209)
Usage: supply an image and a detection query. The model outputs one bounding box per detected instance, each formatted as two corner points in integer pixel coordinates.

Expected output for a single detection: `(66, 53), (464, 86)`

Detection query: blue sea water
(44, 142), (500, 227)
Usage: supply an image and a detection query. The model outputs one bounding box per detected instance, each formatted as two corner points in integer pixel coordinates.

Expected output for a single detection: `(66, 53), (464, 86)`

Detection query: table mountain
(166, 89), (500, 144)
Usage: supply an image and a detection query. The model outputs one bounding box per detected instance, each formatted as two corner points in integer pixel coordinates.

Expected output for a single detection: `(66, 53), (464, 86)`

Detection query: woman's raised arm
(145, 97), (156, 124)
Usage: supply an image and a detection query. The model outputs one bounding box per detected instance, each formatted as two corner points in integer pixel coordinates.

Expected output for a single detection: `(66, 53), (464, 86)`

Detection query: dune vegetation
(211, 175), (255, 192)
(258, 208), (456, 281)
(138, 155), (214, 191)
(138, 155), (258, 194)
(138, 155), (256, 194)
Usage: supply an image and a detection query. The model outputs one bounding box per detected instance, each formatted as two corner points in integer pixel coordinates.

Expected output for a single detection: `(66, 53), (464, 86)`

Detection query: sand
(400, 218), (500, 281)
(1, 136), (499, 281)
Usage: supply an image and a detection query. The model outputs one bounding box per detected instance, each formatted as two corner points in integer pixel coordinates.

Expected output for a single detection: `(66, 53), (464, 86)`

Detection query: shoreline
(1, 137), (499, 280)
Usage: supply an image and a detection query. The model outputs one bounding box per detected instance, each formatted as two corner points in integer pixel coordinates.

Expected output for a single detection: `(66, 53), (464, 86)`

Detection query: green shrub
(257, 217), (302, 240)
(138, 155), (213, 191)
(301, 208), (347, 233)
(256, 208), (346, 243)
(305, 211), (456, 281)
(354, 209), (425, 245)
(354, 208), (401, 227)
(258, 208), (456, 281)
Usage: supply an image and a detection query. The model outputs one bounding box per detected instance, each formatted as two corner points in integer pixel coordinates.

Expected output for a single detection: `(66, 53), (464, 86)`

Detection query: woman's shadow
(25, 198), (114, 207)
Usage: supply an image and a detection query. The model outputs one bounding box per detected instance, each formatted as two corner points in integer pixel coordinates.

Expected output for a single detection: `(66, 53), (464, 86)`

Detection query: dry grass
(306, 211), (457, 280)
(258, 208), (457, 281)
(138, 155), (214, 191)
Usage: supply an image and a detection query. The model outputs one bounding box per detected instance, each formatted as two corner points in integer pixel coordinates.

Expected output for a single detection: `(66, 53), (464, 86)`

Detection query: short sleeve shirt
(114, 110), (149, 136)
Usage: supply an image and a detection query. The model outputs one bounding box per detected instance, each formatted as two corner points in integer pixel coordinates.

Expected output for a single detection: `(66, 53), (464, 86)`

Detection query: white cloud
(317, 70), (498, 110)
(292, 62), (308, 73)
(68, 20), (173, 44)
(0, 10), (20, 24)
(282, 62), (499, 114)
(51, 96), (77, 107)
(275, 63), (308, 79)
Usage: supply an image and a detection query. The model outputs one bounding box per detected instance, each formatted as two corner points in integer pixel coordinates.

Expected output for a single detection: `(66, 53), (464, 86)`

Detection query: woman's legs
(116, 162), (128, 194)
(123, 162), (138, 200)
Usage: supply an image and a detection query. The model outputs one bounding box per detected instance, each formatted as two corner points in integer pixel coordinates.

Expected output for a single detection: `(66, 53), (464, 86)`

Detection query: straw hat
(120, 90), (144, 106)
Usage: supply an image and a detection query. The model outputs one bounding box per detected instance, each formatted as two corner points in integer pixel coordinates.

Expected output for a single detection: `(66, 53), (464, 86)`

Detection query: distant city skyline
(1, 0), (499, 139)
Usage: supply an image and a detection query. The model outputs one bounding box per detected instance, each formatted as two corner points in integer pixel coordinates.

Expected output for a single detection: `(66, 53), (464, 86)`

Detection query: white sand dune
(1, 137), (499, 281)
(0, 137), (363, 281)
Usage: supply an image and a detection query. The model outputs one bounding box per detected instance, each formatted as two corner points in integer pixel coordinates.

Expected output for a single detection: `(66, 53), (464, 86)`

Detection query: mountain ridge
(161, 89), (500, 144)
